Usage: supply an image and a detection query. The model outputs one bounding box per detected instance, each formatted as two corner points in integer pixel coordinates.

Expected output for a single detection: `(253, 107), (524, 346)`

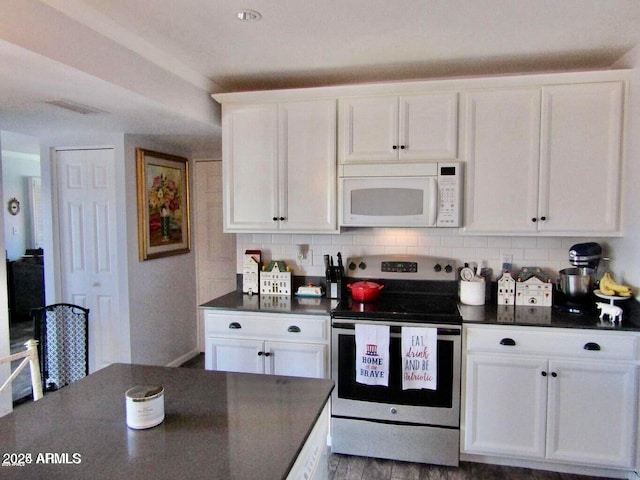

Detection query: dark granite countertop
(0, 363), (334, 480)
(200, 290), (337, 315)
(201, 283), (640, 332)
(460, 296), (640, 332)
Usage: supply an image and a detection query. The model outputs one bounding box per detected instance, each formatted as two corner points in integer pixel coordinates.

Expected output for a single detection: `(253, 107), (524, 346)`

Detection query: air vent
(44, 100), (107, 115)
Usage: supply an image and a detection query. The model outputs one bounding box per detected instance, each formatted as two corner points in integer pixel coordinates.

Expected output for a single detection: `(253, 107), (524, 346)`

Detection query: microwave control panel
(437, 163), (463, 227)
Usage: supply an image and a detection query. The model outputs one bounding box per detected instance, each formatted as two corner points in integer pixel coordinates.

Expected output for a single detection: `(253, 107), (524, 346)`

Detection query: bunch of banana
(599, 272), (633, 297)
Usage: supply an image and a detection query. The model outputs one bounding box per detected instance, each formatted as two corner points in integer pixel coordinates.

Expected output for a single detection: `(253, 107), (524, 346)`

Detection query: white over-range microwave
(339, 162), (463, 227)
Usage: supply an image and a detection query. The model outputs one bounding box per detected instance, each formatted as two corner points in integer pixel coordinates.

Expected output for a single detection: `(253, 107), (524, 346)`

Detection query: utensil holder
(460, 279), (486, 305)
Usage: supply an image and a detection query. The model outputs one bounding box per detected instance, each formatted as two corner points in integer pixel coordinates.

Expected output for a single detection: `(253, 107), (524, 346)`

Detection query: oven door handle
(332, 322), (460, 336)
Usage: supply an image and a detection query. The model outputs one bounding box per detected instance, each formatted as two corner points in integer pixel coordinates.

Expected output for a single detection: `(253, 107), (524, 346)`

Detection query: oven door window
(337, 332), (454, 407)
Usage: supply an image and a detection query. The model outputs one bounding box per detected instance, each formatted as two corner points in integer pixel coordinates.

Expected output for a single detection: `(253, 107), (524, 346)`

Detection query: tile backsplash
(236, 228), (602, 281)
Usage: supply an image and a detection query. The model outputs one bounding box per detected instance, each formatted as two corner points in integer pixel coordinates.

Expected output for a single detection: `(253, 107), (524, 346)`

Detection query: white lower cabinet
(463, 325), (639, 470)
(204, 310), (329, 379)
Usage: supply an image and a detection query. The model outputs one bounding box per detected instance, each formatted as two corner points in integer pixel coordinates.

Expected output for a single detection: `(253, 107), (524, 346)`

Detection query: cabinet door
(205, 337), (264, 374)
(399, 93), (458, 161)
(279, 100), (337, 232)
(546, 360), (637, 468)
(538, 82), (624, 235)
(339, 95), (399, 163)
(464, 354), (547, 458)
(463, 89), (541, 233)
(222, 103), (279, 231)
(265, 342), (327, 379)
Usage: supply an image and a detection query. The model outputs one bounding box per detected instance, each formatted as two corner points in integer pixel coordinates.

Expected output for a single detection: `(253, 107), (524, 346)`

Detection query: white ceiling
(2, 0), (640, 156)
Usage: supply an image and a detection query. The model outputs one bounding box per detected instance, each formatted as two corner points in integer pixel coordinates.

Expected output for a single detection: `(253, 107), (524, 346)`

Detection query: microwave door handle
(427, 177), (438, 226)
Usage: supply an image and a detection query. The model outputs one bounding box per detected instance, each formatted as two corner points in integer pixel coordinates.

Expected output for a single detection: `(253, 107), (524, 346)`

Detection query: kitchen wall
(611, 46), (640, 290)
(124, 135), (197, 366)
(235, 230), (606, 281)
(35, 132), (198, 367)
(1, 147), (40, 260)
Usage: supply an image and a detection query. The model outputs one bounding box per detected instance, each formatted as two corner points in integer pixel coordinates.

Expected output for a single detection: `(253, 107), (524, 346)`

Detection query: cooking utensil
(558, 267), (595, 298)
(347, 281), (384, 303)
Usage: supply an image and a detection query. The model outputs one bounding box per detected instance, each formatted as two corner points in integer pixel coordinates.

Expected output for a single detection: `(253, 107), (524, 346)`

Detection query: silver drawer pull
(228, 322), (242, 329)
(288, 325), (301, 333)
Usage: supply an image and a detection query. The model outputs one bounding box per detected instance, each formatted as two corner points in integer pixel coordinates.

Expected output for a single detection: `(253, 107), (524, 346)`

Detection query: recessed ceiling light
(236, 9), (262, 22)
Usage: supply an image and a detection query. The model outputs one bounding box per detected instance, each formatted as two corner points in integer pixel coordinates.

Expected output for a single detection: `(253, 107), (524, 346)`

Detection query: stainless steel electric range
(331, 254), (462, 466)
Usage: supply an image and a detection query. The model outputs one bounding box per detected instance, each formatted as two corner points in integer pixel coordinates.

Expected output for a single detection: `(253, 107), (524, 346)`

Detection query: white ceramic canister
(460, 279), (486, 306)
(125, 385), (165, 429)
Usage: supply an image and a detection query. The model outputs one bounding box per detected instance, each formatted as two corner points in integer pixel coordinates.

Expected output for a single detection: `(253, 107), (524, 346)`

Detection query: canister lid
(126, 385), (163, 401)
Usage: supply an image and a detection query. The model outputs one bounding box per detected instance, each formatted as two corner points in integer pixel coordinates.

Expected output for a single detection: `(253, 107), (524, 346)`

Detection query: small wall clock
(8, 198), (20, 216)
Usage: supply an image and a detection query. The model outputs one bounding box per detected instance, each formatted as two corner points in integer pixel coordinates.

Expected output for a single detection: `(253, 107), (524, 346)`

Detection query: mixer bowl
(558, 267), (595, 298)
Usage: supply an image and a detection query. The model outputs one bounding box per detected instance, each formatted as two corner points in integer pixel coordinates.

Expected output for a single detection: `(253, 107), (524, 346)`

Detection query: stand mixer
(555, 242), (602, 313)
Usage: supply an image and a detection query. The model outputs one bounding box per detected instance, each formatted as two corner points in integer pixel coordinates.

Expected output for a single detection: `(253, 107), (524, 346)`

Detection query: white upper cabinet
(537, 82), (624, 235)
(338, 93), (459, 164)
(463, 88), (542, 234)
(222, 99), (337, 233)
(463, 81), (625, 236)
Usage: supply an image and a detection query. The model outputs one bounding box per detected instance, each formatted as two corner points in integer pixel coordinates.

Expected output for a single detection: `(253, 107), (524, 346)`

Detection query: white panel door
(463, 88), (541, 233)
(399, 93), (459, 161)
(222, 103), (278, 231)
(546, 360), (637, 467)
(55, 148), (120, 373)
(266, 341), (326, 379)
(464, 354), (548, 458)
(205, 337), (264, 374)
(538, 82), (624, 234)
(278, 99), (337, 232)
(194, 161), (236, 351)
(339, 95), (399, 163)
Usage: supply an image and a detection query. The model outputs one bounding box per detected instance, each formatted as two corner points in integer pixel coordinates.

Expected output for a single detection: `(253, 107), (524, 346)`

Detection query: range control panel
(346, 255), (457, 281)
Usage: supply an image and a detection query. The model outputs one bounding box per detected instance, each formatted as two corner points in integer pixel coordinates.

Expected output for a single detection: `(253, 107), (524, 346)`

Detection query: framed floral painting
(136, 148), (190, 260)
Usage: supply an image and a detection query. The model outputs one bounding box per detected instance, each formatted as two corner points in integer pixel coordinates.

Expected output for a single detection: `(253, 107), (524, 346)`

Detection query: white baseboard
(166, 349), (200, 367)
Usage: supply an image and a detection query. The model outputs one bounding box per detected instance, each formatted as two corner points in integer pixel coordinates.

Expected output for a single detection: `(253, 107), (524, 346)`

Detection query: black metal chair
(31, 303), (89, 391)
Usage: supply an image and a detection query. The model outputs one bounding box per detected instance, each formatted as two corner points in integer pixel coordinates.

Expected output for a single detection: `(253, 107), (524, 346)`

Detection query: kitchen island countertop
(0, 363), (334, 479)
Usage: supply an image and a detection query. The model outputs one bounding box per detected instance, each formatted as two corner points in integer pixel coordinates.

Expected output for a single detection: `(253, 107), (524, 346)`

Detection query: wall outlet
(297, 248), (313, 266)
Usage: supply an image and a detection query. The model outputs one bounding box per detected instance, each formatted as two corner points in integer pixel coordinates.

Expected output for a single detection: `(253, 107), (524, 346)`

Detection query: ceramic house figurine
(242, 250), (261, 294)
(497, 271), (516, 305)
(515, 268), (553, 307)
(260, 260), (292, 296)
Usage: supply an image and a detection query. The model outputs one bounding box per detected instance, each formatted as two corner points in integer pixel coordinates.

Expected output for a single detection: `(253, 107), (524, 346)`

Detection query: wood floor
(328, 453), (617, 480)
(180, 355), (618, 480)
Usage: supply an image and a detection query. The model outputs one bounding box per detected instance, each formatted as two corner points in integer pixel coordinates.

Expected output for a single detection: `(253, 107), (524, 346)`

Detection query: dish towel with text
(355, 324), (390, 386)
(401, 327), (437, 390)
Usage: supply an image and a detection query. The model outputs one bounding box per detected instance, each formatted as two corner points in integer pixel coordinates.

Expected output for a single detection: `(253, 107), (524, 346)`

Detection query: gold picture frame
(136, 148), (190, 260)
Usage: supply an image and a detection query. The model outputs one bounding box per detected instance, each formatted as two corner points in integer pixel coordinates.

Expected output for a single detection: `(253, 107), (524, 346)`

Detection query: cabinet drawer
(205, 310), (328, 342)
(465, 326), (639, 361)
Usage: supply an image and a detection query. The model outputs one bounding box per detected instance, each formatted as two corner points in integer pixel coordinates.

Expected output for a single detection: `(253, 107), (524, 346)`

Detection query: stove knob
(348, 262), (357, 271)
(445, 264), (453, 273)
(434, 263), (442, 272)
(358, 261), (367, 270)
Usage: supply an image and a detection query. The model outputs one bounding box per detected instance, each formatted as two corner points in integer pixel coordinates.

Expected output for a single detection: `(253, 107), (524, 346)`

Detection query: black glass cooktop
(332, 280), (461, 324)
